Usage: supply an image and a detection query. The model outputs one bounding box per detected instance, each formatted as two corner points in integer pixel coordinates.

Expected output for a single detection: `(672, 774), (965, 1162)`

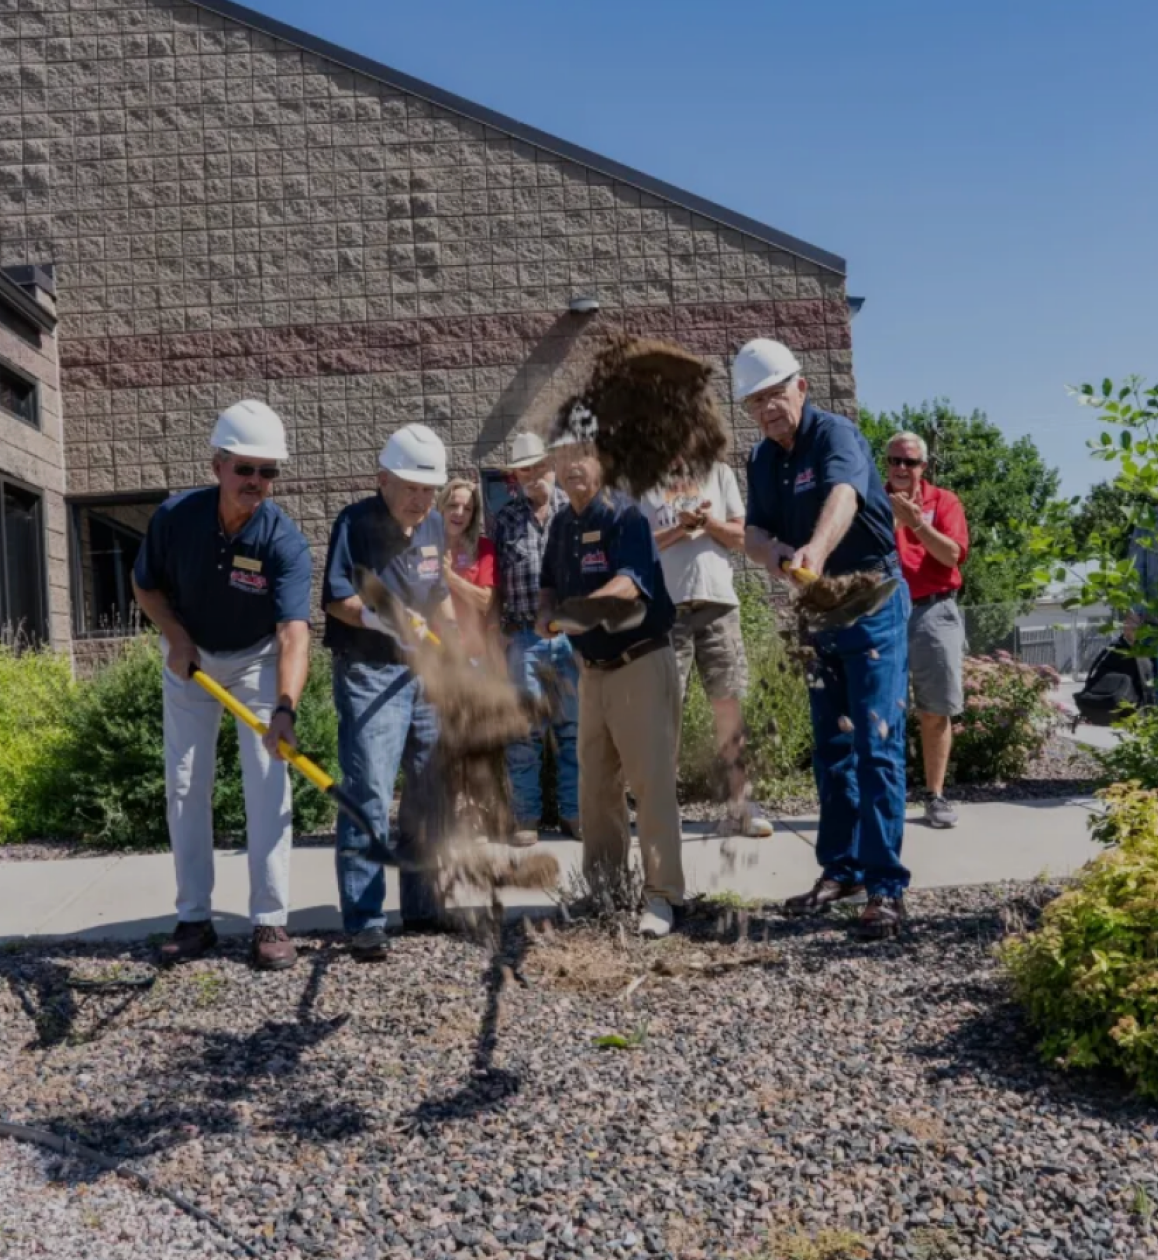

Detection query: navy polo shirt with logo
(133, 487), (313, 654)
(322, 493), (449, 665)
(541, 489), (675, 663)
(746, 402), (897, 576)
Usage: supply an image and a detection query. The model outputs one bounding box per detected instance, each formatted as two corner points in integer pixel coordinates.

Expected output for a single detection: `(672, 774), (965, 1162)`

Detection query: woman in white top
(640, 460), (773, 838)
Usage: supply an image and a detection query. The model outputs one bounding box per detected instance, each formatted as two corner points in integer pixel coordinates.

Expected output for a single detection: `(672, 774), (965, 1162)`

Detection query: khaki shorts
(909, 595), (965, 716)
(672, 603), (749, 702)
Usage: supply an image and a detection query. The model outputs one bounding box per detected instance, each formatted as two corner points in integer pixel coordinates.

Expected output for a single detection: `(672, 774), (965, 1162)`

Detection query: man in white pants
(132, 401), (313, 970)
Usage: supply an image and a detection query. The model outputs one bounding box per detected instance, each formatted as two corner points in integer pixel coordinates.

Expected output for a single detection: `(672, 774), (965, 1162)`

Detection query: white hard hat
(731, 339), (802, 401)
(379, 423), (448, 486)
(506, 431), (549, 469)
(210, 400), (289, 461)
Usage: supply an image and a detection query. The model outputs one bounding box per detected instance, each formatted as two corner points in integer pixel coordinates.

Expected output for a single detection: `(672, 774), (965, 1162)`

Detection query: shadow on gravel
(404, 920), (531, 1131)
(5, 945), (366, 1168)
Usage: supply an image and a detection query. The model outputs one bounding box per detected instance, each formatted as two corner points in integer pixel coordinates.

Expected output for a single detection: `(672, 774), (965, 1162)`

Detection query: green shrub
(678, 579), (813, 808)
(0, 644), (75, 842)
(1092, 705), (1158, 791)
(1001, 783), (1158, 1100)
(908, 652), (1061, 787)
(57, 637), (338, 848)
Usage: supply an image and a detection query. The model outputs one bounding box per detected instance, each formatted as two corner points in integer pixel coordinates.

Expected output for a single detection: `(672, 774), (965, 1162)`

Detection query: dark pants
(332, 657), (449, 933)
(808, 581), (911, 898)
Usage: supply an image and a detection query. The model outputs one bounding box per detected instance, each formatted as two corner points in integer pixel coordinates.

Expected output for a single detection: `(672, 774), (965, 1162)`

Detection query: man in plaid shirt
(493, 432), (580, 846)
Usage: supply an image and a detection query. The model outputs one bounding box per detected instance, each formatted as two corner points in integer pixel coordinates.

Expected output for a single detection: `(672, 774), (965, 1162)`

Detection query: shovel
(782, 563), (901, 632)
(188, 667), (390, 853)
(548, 595), (647, 636)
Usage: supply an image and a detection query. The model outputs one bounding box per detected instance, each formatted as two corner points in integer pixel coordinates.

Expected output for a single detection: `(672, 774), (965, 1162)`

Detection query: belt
(501, 617), (538, 634)
(913, 589), (956, 608)
(582, 635), (670, 673)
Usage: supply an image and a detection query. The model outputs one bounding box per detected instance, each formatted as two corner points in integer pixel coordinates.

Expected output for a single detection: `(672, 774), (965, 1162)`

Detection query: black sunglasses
(887, 456), (922, 469)
(231, 463), (280, 480)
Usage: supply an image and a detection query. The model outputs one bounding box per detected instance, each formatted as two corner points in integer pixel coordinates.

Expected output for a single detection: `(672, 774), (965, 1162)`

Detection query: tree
(1070, 480), (1140, 560)
(859, 399), (1062, 650)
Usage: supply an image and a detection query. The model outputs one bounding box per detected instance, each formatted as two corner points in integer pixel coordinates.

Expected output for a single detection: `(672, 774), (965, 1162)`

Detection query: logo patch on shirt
(417, 557), (440, 579)
(922, 509), (935, 526)
(230, 569), (268, 594)
(794, 467), (816, 494)
(580, 548), (609, 573)
(232, 555), (262, 573)
(581, 530), (602, 544)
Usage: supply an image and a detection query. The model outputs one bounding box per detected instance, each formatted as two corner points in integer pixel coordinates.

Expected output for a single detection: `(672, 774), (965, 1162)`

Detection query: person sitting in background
(885, 431), (969, 830)
(640, 460), (773, 838)
(437, 476), (497, 660)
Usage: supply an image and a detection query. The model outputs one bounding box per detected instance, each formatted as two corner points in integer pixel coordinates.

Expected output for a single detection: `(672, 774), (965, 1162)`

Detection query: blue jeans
(504, 631), (580, 825)
(809, 581), (911, 898)
(332, 656), (449, 933)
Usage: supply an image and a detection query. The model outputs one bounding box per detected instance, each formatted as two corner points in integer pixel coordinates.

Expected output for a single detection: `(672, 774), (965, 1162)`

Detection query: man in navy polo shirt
(132, 400), (313, 971)
(537, 403), (685, 940)
(323, 422), (455, 961)
(736, 339), (911, 940)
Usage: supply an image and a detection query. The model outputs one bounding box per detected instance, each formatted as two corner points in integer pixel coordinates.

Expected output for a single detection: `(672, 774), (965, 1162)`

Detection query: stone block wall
(0, 280), (68, 650)
(0, 0), (855, 578)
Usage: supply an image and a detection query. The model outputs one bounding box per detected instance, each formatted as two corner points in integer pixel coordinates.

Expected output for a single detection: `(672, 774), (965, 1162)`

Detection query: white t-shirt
(639, 463), (745, 607)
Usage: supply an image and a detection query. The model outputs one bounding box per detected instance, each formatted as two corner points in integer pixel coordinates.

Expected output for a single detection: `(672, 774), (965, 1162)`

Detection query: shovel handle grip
(188, 668), (334, 794)
(781, 560), (820, 584)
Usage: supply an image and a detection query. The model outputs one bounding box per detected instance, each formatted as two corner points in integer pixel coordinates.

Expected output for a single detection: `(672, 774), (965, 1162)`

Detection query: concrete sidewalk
(0, 797), (1103, 943)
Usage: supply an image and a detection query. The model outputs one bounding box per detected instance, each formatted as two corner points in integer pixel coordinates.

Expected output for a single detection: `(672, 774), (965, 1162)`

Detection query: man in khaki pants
(536, 406), (685, 938)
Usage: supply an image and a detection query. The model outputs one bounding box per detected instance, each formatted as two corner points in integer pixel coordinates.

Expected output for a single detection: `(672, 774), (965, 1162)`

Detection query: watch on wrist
(273, 703), (297, 724)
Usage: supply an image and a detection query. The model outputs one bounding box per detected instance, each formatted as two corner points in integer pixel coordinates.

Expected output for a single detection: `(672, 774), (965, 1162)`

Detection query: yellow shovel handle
(189, 669), (335, 794)
(781, 560), (820, 584)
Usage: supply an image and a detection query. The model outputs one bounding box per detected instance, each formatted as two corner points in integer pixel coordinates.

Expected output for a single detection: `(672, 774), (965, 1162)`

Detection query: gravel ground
(2, 883), (1157, 1260)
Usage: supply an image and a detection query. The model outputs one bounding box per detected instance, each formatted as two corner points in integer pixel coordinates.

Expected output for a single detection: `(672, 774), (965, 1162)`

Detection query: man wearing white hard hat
(492, 430), (581, 846)
(132, 400), (313, 971)
(322, 422), (455, 960)
(736, 339), (911, 941)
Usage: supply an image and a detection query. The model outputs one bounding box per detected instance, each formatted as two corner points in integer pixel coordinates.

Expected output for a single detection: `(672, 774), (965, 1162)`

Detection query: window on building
(0, 359), (38, 429)
(0, 478), (47, 647)
(69, 496), (165, 638)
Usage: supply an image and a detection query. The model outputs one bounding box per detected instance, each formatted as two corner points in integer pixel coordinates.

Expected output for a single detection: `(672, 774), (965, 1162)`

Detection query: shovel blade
(803, 576), (901, 632)
(553, 595), (647, 636)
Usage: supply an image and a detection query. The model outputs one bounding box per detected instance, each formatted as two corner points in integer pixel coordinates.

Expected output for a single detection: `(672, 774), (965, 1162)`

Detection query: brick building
(0, 0), (857, 665)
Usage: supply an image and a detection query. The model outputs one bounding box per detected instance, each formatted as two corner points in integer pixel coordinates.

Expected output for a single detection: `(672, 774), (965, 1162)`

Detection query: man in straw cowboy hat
(492, 430), (581, 848)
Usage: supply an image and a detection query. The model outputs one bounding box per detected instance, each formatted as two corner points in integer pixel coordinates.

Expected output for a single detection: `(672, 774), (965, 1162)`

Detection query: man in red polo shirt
(885, 432), (970, 829)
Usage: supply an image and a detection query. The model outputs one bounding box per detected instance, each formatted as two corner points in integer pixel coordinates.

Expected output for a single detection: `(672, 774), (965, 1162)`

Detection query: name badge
(232, 556), (262, 573)
(582, 531), (602, 543)
(420, 545), (439, 557)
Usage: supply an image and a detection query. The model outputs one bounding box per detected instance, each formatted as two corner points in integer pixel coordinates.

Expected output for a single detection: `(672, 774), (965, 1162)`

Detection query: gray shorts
(908, 595), (965, 716)
(672, 603), (749, 702)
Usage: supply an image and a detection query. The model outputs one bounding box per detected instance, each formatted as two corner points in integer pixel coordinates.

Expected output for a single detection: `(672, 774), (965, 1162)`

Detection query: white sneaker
(639, 897), (674, 939)
(510, 827), (540, 849)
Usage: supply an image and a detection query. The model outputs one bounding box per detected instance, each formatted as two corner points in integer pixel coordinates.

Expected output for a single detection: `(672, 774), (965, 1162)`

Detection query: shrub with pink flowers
(908, 652), (1062, 785)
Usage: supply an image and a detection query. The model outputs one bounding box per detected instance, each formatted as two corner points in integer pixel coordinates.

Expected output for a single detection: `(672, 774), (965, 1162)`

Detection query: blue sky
(251, 0), (1157, 498)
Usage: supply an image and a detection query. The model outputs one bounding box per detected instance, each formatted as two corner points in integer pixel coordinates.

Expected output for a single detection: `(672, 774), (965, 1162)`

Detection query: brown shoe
(252, 925), (297, 971)
(158, 920), (218, 965)
(783, 876), (867, 918)
(857, 895), (906, 940)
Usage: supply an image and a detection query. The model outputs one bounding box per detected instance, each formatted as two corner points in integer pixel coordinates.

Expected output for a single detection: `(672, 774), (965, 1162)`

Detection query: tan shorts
(672, 603), (749, 702)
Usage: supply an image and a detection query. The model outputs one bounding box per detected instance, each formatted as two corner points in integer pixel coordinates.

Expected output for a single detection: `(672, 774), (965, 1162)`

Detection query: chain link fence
(959, 603), (1117, 677)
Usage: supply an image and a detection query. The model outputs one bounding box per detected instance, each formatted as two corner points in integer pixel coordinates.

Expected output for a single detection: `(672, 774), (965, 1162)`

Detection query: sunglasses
(231, 463), (280, 480)
(887, 456), (923, 469)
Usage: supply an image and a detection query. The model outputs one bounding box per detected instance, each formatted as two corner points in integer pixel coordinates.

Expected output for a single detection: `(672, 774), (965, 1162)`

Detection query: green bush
(1092, 705), (1158, 791)
(1001, 783), (1158, 1100)
(908, 652), (1061, 787)
(0, 644), (75, 842)
(678, 579), (813, 808)
(56, 637), (338, 848)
